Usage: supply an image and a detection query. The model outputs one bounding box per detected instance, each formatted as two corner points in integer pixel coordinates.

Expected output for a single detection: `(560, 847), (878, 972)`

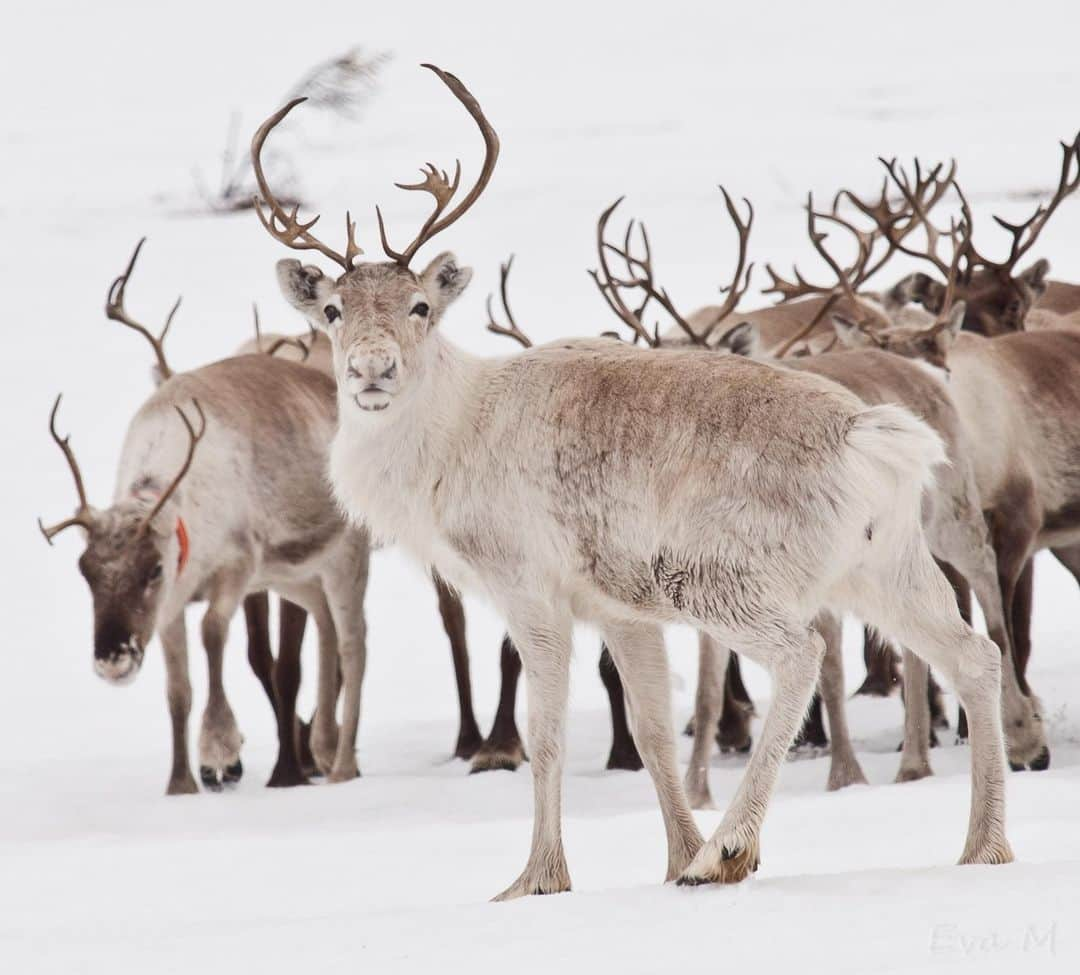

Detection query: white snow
(2, 1), (1079, 972)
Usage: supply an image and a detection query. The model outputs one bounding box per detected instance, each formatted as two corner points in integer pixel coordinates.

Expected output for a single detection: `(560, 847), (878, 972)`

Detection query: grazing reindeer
(253, 64), (1012, 898)
(237, 317), (487, 762)
(40, 272), (371, 793)
(105, 246), (321, 786)
(592, 197), (1045, 799)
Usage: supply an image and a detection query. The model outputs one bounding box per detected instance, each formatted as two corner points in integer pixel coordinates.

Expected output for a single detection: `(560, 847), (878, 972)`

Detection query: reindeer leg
(603, 620), (703, 880)
(492, 608), (573, 900)
(198, 577), (246, 791)
(160, 614), (197, 795)
(791, 693), (828, 751)
(685, 632), (729, 809)
(717, 653), (754, 752)
(817, 611), (867, 790)
(680, 620), (824, 886)
(896, 649), (933, 782)
(854, 625), (900, 697)
(432, 573), (483, 760)
(599, 645), (643, 771)
(1012, 556), (1037, 681)
(243, 592), (278, 718)
(268, 598), (309, 787)
(470, 636), (527, 773)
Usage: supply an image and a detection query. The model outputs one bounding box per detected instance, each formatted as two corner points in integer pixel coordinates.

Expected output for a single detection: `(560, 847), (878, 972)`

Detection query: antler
(105, 239), (181, 381)
(140, 401), (208, 531)
(589, 199), (699, 346)
(38, 395), (96, 544)
(377, 64), (500, 267)
(252, 303), (312, 361)
(485, 255), (532, 349)
(682, 188), (755, 344)
(832, 158), (958, 286)
(957, 132), (1080, 276)
(251, 98), (363, 272)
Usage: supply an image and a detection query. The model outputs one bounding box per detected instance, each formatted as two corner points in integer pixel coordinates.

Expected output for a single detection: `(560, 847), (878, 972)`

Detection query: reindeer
(40, 255), (372, 793)
(883, 133), (1080, 336)
(237, 311), (488, 763)
(252, 63), (1012, 898)
(590, 196), (1046, 799)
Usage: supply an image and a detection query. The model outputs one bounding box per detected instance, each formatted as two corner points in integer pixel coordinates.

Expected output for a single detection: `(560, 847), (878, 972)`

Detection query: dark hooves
(1009, 761), (1025, 772)
(200, 766), (223, 792)
(223, 760), (243, 786)
(606, 748), (644, 772)
(1028, 747), (1050, 772)
(267, 763), (311, 788)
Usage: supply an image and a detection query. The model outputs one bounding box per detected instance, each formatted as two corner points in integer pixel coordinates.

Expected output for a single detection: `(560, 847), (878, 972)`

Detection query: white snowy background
(2, 1), (1078, 972)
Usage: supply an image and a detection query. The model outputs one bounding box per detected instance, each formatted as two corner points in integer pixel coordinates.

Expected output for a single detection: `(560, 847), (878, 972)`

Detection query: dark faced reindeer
(40, 315), (372, 794)
(883, 134), (1080, 336)
(254, 64), (1011, 898)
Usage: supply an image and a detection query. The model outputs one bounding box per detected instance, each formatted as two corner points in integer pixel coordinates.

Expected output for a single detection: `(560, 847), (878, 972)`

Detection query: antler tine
(38, 394), (95, 545)
(588, 197), (658, 347)
(765, 194), (860, 306)
(977, 131), (1080, 272)
(593, 199), (703, 346)
(484, 254), (533, 349)
(832, 157), (958, 286)
(265, 336), (313, 361)
(250, 98), (362, 272)
(105, 238), (178, 381)
(696, 187), (755, 345)
(378, 64), (500, 268)
(874, 157), (955, 277)
(141, 401), (208, 531)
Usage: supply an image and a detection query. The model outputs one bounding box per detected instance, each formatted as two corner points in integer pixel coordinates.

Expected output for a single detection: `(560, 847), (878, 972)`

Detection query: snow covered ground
(2, 1), (1079, 971)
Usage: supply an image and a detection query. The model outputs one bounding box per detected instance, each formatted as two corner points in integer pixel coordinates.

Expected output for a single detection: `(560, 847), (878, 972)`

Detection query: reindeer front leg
(492, 606), (573, 901)
(198, 578), (246, 791)
(159, 613), (197, 795)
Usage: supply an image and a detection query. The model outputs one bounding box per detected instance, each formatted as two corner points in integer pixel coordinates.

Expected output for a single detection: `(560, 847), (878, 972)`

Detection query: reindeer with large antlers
(255, 63), (1012, 898)
(887, 134), (1080, 336)
(41, 247), (372, 793)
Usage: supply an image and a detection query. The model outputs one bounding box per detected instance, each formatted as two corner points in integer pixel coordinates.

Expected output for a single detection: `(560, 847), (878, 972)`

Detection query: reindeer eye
(410, 302), (430, 318)
(324, 305), (340, 323)
(147, 563), (163, 585)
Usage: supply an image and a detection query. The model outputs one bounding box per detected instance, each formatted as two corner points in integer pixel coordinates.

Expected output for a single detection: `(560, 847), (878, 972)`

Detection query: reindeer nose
(347, 351), (400, 388)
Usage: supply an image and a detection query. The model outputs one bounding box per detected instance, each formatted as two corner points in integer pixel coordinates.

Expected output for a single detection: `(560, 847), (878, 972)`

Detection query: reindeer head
(832, 301), (967, 373)
(253, 64), (497, 416)
(39, 397), (205, 684)
(882, 133), (1078, 336)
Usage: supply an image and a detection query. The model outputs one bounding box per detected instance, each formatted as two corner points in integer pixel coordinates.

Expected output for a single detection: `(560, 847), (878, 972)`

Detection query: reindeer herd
(39, 63), (1080, 899)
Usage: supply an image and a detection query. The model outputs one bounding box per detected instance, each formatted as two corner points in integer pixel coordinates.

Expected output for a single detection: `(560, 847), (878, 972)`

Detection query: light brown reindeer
(592, 197), (1045, 799)
(253, 63), (1012, 899)
(40, 249), (372, 793)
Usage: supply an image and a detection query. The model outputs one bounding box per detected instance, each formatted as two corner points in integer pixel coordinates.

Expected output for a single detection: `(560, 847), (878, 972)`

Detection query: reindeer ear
(831, 313), (870, 348)
(419, 252), (473, 322)
(1019, 258), (1050, 297)
(275, 260), (336, 328)
(717, 321), (759, 357)
(942, 301), (966, 338)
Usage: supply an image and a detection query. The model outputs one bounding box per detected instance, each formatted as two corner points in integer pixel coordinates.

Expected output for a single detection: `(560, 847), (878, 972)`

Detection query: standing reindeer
(40, 262), (372, 792)
(252, 63), (1012, 898)
(238, 319), (487, 763)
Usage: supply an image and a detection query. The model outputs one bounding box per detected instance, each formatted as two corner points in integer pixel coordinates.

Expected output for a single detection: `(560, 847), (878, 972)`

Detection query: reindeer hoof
(895, 764), (932, 783)
(470, 740), (527, 774)
(678, 836), (761, 886)
(200, 766), (224, 792)
(1028, 747), (1050, 772)
(222, 760), (243, 787)
(606, 743), (644, 771)
(267, 760), (310, 788)
(166, 774), (199, 796)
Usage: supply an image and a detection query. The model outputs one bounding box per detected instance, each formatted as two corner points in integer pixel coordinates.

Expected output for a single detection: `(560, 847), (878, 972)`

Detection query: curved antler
(140, 401), (208, 531)
(376, 64), (500, 267)
(485, 255), (532, 349)
(251, 98), (363, 272)
(38, 395), (97, 544)
(691, 187), (755, 345)
(105, 239), (180, 381)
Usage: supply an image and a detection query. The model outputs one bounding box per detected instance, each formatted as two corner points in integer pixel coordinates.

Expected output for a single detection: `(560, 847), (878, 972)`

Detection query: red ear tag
(175, 517), (190, 576)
